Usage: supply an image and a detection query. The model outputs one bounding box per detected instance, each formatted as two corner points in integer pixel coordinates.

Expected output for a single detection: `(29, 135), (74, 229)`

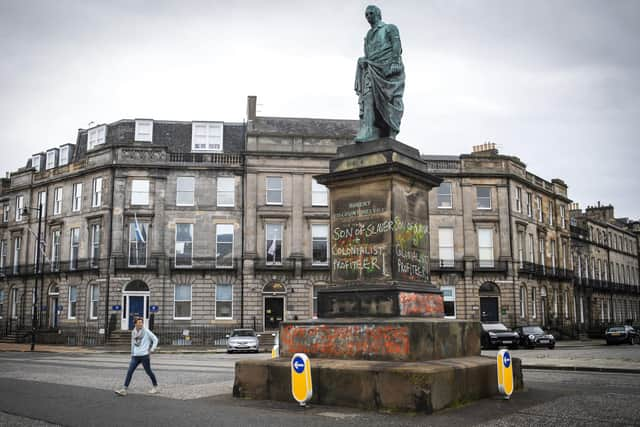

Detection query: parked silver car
(226, 329), (260, 353)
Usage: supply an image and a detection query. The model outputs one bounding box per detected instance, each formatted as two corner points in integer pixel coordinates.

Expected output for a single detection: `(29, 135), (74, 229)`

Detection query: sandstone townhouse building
(569, 203), (640, 334)
(424, 145), (576, 334)
(0, 96), (638, 343)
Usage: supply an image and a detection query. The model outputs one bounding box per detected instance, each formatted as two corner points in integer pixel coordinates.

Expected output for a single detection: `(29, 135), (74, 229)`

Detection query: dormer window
(192, 122), (223, 152)
(46, 150), (57, 170)
(59, 146), (70, 166)
(135, 119), (153, 142)
(31, 155), (42, 172)
(87, 125), (106, 150)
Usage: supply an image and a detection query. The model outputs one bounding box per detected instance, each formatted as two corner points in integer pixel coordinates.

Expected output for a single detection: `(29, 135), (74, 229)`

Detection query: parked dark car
(513, 325), (556, 349)
(226, 328), (260, 353)
(605, 325), (639, 345)
(481, 323), (520, 349)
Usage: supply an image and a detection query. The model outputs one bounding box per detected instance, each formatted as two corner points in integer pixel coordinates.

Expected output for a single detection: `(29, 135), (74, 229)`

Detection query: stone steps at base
(234, 355), (523, 413)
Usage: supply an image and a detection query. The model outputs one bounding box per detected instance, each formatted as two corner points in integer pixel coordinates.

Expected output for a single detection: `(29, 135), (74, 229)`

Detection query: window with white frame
(37, 191), (47, 217)
(89, 284), (99, 319)
(553, 290), (558, 317)
(311, 178), (328, 206)
(87, 125), (106, 150)
(192, 122), (223, 152)
(442, 286), (456, 318)
(70, 228), (80, 270)
(46, 150), (56, 169)
(564, 291), (569, 319)
(215, 283), (232, 319)
(312, 224), (329, 265)
(3, 204), (8, 222)
(0, 289), (4, 318)
(211, 224), (233, 268)
(15, 196), (24, 221)
(68, 285), (77, 319)
(538, 238), (545, 273)
(134, 119), (153, 142)
(438, 227), (454, 267)
(92, 177), (103, 207)
(266, 177), (283, 205)
(535, 196), (543, 222)
(72, 183), (82, 211)
(90, 224), (100, 267)
(175, 223), (193, 267)
(53, 187), (62, 215)
(31, 155), (42, 172)
(550, 240), (556, 273)
(176, 177), (195, 206)
(520, 286), (527, 318)
(0, 240), (6, 272)
(477, 228), (494, 267)
(10, 288), (18, 318)
(515, 187), (522, 212)
(128, 222), (148, 267)
(131, 180), (149, 205)
(580, 296), (584, 323)
(531, 288), (537, 318)
(51, 230), (60, 271)
(437, 182), (452, 208)
(517, 231), (525, 268)
(548, 201), (554, 226)
(266, 223), (283, 264)
(526, 192), (533, 217)
(59, 146), (69, 166)
(174, 284), (192, 319)
(528, 234), (536, 263)
(216, 177), (235, 207)
(476, 187), (491, 209)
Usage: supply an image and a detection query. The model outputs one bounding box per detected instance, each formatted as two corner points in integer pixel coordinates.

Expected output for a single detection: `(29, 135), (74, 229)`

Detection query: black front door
(264, 297), (284, 330)
(480, 297), (499, 322)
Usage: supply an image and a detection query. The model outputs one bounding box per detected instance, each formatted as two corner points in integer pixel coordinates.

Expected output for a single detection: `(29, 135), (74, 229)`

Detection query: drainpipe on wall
(240, 119), (247, 328)
(506, 181), (517, 327)
(104, 151), (116, 342)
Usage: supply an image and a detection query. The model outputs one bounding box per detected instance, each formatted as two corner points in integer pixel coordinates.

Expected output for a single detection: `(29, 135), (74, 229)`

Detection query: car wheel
(226, 350), (232, 354)
(509, 344), (519, 350)
(548, 344), (555, 350)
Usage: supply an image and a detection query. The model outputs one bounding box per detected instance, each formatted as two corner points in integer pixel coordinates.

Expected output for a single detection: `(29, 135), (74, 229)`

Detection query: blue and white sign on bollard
(291, 353), (312, 406)
(497, 349), (514, 399)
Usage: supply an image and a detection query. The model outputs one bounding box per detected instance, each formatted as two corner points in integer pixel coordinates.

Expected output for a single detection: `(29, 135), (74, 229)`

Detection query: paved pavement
(482, 339), (640, 373)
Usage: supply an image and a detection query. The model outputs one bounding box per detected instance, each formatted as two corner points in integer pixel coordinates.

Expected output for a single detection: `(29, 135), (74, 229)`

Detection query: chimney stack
(246, 95), (257, 121)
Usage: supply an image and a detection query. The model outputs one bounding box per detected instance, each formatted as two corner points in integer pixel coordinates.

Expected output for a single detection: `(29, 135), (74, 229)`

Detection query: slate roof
(248, 116), (358, 139)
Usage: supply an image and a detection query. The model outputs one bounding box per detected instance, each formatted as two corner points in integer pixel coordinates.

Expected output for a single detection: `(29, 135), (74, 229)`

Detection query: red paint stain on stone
(398, 292), (444, 317)
(280, 324), (410, 360)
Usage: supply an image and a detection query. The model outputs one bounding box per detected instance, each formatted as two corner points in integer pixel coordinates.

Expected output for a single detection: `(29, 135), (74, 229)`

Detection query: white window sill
(266, 202), (283, 206)
(437, 205), (453, 209)
(477, 207), (492, 210)
(217, 204), (235, 208)
(215, 317), (233, 320)
(176, 203), (194, 207)
(173, 317), (192, 321)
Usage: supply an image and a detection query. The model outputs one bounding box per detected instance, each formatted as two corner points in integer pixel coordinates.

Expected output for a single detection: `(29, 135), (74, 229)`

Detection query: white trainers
(115, 388), (128, 396)
(149, 387), (158, 394)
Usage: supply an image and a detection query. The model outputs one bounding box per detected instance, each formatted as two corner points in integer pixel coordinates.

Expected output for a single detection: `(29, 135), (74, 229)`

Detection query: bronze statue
(354, 5), (405, 143)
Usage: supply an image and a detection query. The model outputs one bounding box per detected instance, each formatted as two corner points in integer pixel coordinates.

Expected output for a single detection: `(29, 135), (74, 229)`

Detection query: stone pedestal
(314, 138), (445, 317)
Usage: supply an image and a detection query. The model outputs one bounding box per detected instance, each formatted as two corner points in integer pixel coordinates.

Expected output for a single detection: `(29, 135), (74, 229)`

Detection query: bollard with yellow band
(291, 353), (312, 406)
(496, 349), (514, 399)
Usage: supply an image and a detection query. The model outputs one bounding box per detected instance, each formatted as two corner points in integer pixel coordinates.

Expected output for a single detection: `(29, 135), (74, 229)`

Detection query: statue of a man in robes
(354, 5), (405, 143)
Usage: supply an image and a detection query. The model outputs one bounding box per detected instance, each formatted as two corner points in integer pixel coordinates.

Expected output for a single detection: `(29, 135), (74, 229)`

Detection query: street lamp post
(24, 203), (44, 352)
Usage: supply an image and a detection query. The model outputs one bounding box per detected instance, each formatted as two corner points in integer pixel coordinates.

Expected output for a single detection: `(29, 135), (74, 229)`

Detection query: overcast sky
(1, 0), (638, 218)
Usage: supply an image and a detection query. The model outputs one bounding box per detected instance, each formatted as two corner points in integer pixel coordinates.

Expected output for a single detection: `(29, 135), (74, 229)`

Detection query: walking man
(115, 317), (159, 395)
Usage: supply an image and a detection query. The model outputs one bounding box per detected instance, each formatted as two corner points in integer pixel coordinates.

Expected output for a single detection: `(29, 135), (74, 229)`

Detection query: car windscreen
(522, 327), (544, 334)
(483, 323), (508, 331)
(232, 330), (256, 337)
(607, 327), (625, 332)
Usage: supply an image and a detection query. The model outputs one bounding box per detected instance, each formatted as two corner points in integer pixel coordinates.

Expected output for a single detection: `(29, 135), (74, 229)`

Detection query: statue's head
(365, 5), (382, 25)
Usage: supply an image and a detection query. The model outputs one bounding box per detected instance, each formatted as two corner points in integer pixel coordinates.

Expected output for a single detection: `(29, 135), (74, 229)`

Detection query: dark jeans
(124, 355), (158, 387)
